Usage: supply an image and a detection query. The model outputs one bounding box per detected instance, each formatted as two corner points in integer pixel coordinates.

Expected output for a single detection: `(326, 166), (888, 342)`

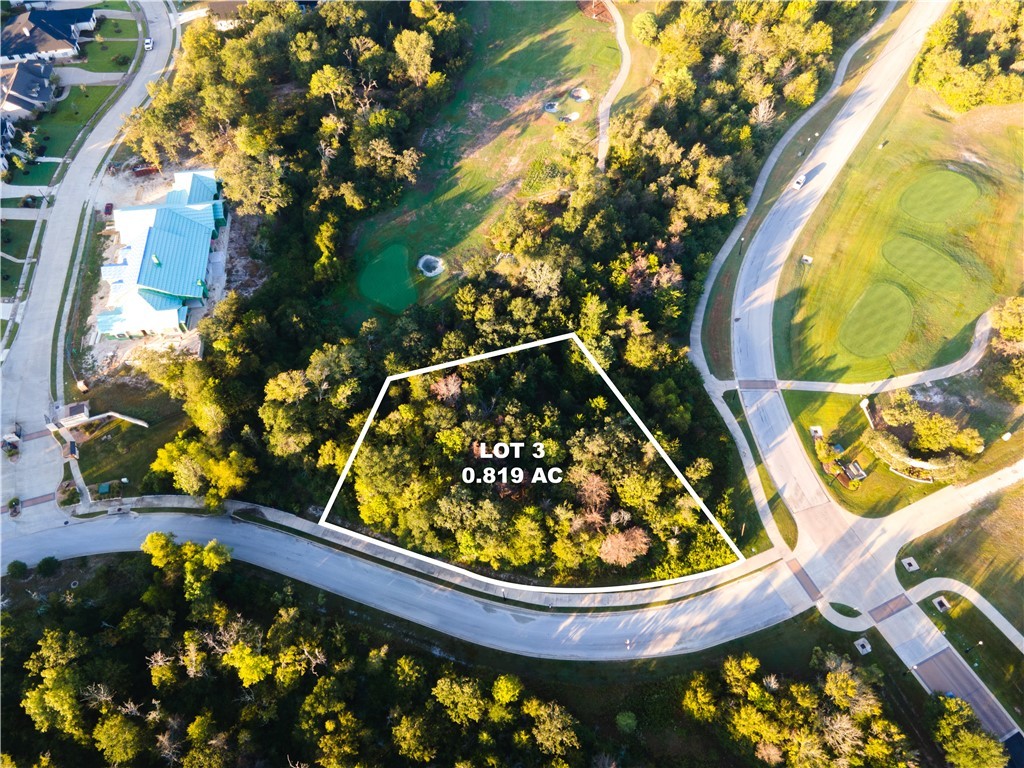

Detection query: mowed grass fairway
(898, 482), (1024, 632)
(774, 84), (1023, 383)
(899, 169), (979, 222)
(338, 2), (619, 321)
(839, 282), (913, 358)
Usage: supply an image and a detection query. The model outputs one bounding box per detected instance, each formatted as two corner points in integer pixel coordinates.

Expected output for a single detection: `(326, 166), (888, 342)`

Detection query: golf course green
(839, 283), (914, 358)
(357, 243), (417, 313)
(882, 236), (963, 293)
(899, 169), (979, 222)
(773, 83), (1020, 382)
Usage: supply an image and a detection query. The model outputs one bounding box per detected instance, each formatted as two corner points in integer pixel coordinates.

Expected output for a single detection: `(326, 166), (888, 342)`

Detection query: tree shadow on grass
(775, 284), (852, 381)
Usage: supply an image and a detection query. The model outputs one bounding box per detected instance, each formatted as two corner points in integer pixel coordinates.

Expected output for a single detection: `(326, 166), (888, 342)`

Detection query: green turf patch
(0, 219), (35, 262)
(839, 282), (913, 358)
(31, 86), (116, 157)
(881, 236), (962, 293)
(899, 169), (979, 223)
(339, 2), (620, 321)
(774, 84), (1019, 383)
(356, 242), (417, 313)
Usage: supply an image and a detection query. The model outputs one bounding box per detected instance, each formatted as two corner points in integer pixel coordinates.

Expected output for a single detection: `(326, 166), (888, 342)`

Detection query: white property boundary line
(317, 333), (745, 593)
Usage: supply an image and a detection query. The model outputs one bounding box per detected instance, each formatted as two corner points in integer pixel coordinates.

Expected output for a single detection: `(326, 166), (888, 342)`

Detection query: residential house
(97, 170), (227, 339)
(0, 60), (53, 121)
(0, 8), (96, 65)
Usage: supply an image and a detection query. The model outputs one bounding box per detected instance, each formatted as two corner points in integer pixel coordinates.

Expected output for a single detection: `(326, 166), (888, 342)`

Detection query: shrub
(36, 556), (61, 577)
(113, 53), (132, 66)
(616, 711), (638, 734)
(6, 560), (28, 579)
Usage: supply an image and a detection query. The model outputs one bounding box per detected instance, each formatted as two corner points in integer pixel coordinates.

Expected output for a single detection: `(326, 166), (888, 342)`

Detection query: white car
(144, 37), (154, 51)
(792, 174), (807, 191)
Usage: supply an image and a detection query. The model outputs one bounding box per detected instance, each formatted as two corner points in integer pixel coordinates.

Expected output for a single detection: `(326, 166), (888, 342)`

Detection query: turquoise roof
(137, 208), (210, 299)
(165, 189), (188, 206)
(186, 173), (218, 204)
(139, 289), (185, 311)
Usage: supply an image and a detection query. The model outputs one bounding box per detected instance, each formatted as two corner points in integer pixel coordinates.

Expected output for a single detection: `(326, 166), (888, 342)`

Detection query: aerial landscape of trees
(342, 343), (735, 585)
(123, 2), (882, 574)
(1, 541), (1004, 767)
(909, 1), (1024, 112)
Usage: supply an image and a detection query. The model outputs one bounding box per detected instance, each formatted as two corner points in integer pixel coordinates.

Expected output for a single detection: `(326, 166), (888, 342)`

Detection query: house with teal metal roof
(97, 170), (225, 338)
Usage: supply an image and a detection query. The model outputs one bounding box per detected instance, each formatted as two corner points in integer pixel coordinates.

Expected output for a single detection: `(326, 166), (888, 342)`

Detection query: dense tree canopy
(3, 548), (996, 767)
(131, 2), (879, 585)
(910, 1), (1024, 111)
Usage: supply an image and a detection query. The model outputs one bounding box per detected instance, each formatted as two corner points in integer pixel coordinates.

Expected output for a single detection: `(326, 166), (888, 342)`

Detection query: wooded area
(126, 2), (881, 571)
(1, 540), (1004, 767)
(909, 1), (1024, 112)
(343, 343), (735, 585)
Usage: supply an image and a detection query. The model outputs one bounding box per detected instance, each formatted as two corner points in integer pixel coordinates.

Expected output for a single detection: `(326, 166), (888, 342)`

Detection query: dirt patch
(225, 214), (268, 298)
(577, 0), (612, 24)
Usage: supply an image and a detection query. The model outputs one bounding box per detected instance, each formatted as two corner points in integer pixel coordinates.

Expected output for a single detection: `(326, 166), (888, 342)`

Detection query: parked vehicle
(131, 165), (158, 177)
(144, 37), (154, 51)
(103, 203), (113, 216)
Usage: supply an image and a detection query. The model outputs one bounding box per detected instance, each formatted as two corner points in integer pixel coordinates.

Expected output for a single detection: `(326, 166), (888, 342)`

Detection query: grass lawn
(92, 0), (133, 11)
(918, 594), (1024, 731)
(723, 389), (799, 549)
(1, 256), (26, 299)
(701, 2), (914, 380)
(0, 219), (35, 262)
(76, 40), (136, 73)
(774, 83), (1022, 383)
(334, 1), (620, 322)
(783, 390), (940, 516)
(612, 2), (659, 113)
(77, 372), (189, 488)
(9, 161), (57, 187)
(898, 482), (1024, 632)
(32, 86), (116, 157)
(91, 15), (139, 40)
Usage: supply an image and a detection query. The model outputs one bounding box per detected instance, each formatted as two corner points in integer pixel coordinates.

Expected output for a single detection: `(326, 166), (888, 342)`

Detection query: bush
(6, 560), (28, 579)
(615, 711), (638, 734)
(113, 54), (131, 66)
(632, 12), (659, 46)
(36, 556), (61, 577)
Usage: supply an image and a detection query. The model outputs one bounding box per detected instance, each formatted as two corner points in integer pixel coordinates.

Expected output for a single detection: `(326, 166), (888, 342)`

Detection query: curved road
(1, 0), (1019, 740)
(720, 0), (1020, 741)
(596, 0), (630, 171)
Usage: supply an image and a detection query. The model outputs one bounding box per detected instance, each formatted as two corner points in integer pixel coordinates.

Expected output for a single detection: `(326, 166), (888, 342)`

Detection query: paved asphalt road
(0, 0), (1019, 740)
(1, 513), (812, 661)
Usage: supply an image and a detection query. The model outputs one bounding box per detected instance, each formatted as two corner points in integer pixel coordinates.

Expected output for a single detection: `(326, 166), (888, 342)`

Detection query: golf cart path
(906, 578), (1024, 654)
(596, 0), (630, 171)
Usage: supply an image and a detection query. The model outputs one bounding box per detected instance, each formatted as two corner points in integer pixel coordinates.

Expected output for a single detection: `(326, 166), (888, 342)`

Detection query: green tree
(392, 714), (436, 762)
(393, 30), (433, 87)
(433, 676), (487, 727)
(36, 557), (60, 577)
(632, 12), (659, 46)
(522, 698), (580, 756)
(93, 713), (146, 765)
